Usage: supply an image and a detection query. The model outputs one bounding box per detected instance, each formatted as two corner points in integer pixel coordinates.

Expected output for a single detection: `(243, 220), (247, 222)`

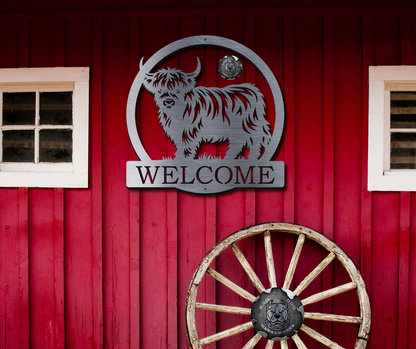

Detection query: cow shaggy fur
(143, 58), (272, 159)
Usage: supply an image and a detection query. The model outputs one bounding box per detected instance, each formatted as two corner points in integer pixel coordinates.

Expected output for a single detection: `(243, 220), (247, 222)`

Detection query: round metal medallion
(218, 55), (243, 80)
(251, 287), (304, 341)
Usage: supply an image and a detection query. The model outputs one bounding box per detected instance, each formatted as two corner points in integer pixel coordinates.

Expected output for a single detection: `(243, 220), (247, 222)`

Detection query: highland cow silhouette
(142, 58), (272, 160)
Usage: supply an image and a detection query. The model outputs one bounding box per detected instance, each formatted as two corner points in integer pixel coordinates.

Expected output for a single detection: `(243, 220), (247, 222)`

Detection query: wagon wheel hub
(251, 287), (304, 341)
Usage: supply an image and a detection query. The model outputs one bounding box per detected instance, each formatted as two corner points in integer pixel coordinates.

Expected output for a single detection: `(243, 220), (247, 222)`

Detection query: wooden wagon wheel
(185, 222), (371, 349)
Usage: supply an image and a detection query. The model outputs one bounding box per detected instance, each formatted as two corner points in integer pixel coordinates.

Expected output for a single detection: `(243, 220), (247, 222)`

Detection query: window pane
(39, 129), (72, 163)
(3, 92), (36, 125)
(391, 132), (416, 169)
(39, 91), (72, 125)
(2, 130), (34, 162)
(391, 91), (416, 128)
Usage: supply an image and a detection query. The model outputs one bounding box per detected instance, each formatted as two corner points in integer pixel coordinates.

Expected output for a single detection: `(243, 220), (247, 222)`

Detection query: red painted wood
(323, 15), (334, 241)
(167, 189), (178, 348)
(0, 189), (27, 348)
(4, 5), (416, 23)
(3, 0), (416, 14)
(29, 189), (58, 348)
(102, 17), (131, 349)
(0, 21), (19, 68)
(30, 20), (55, 67)
(401, 16), (412, 65)
(373, 15), (401, 65)
(19, 20), (29, 68)
(412, 15), (416, 64)
(53, 189), (65, 349)
(397, 192), (411, 349)
(204, 194), (217, 349)
(372, 193), (400, 349)
(294, 16), (324, 233)
(18, 188), (29, 349)
(333, 14), (363, 262)
(140, 190), (169, 348)
(408, 193), (416, 349)
(64, 186), (96, 349)
(55, 19), (65, 67)
(92, 17), (104, 349)
(283, 16), (295, 224)
(254, 15), (285, 224)
(65, 19), (94, 67)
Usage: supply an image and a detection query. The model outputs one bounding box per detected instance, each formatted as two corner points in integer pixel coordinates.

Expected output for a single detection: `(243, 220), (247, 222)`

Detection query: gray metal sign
(126, 35), (285, 194)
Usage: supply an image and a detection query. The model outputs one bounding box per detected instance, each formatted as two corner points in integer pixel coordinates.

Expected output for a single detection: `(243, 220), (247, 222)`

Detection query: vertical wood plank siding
(0, 7), (415, 349)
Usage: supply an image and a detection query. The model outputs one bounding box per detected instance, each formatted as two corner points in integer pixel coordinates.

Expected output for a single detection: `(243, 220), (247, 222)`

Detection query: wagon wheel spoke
(292, 333), (308, 349)
(293, 252), (335, 296)
(278, 340), (287, 349)
(195, 302), (251, 315)
(301, 281), (357, 306)
(283, 233), (306, 289)
(264, 230), (277, 287)
(206, 267), (256, 302)
(242, 333), (263, 349)
(300, 324), (345, 349)
(304, 312), (362, 324)
(199, 321), (254, 346)
(231, 242), (266, 293)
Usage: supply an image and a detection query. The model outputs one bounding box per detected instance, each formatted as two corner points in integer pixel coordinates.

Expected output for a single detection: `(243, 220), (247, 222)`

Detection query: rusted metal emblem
(251, 287), (304, 341)
(218, 55), (242, 80)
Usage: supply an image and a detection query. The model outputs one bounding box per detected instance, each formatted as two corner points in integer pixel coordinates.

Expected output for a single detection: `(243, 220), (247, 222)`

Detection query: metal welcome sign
(126, 36), (285, 194)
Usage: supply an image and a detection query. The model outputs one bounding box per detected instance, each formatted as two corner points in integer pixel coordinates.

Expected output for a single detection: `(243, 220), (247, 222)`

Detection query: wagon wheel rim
(185, 222), (371, 349)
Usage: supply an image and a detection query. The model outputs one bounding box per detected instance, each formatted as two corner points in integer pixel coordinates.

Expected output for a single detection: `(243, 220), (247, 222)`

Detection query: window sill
(368, 172), (416, 191)
(0, 170), (88, 188)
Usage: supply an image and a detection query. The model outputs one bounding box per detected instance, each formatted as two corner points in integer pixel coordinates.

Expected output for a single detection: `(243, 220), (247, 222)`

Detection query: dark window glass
(3, 92), (36, 125)
(391, 132), (416, 169)
(39, 91), (73, 125)
(391, 91), (416, 128)
(39, 129), (72, 163)
(2, 130), (34, 162)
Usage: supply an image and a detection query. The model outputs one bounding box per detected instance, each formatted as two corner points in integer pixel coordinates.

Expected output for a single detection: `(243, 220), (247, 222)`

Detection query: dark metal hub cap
(251, 287), (304, 341)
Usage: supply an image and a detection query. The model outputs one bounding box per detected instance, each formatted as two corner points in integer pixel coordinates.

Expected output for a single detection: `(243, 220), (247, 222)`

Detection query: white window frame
(368, 65), (416, 191)
(0, 67), (89, 188)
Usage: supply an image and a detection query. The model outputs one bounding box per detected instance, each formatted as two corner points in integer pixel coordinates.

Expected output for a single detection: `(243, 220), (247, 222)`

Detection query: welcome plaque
(126, 35), (285, 194)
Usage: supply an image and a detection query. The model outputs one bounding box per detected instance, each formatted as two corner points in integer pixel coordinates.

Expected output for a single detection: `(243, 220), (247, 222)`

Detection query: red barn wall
(0, 4), (415, 349)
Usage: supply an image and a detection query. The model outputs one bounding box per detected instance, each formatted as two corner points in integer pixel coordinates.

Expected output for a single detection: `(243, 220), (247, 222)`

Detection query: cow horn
(139, 57), (145, 71)
(188, 57), (201, 79)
